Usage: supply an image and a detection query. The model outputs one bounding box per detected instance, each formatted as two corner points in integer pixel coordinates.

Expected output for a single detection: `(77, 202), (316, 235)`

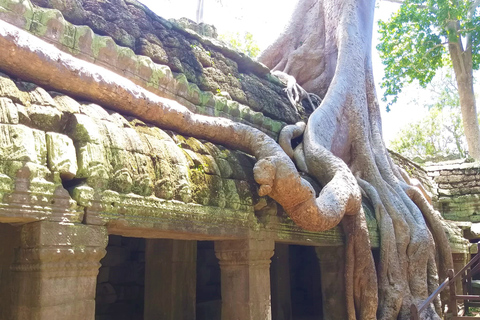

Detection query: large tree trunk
(196, 0), (204, 23)
(0, 0), (454, 318)
(448, 34), (480, 160)
(260, 0), (453, 319)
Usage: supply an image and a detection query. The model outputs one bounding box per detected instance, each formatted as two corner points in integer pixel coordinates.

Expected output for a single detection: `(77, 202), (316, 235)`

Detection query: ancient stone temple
(0, 1), (471, 319)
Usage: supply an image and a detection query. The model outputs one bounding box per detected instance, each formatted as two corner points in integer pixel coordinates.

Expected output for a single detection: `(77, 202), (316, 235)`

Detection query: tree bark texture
(447, 35), (480, 160)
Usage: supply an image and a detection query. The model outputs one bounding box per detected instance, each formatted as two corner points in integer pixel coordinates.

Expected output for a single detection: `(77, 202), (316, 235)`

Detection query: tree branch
(469, 0), (480, 17)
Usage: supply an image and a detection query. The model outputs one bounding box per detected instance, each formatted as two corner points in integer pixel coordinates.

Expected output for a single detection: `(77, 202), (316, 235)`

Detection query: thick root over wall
(0, 1), (453, 317)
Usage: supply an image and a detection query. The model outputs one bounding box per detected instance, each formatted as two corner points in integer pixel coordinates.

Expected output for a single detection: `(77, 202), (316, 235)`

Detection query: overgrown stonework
(0, 0), (469, 319)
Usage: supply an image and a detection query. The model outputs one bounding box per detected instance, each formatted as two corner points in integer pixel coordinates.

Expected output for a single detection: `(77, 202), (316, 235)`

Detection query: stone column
(215, 238), (274, 320)
(9, 221), (108, 320)
(144, 239), (197, 320)
(270, 243), (292, 320)
(452, 252), (468, 295)
(316, 246), (348, 320)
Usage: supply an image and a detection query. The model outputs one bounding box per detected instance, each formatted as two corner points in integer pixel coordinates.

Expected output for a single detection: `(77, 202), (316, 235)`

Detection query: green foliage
(377, 0), (480, 110)
(389, 106), (467, 159)
(219, 32), (260, 58)
(389, 71), (470, 159)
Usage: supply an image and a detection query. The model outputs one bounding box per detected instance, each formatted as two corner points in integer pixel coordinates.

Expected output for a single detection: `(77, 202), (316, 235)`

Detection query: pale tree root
(404, 184), (454, 313)
(398, 167), (432, 205)
(279, 122), (306, 159)
(357, 177), (404, 320)
(342, 210), (378, 320)
(260, 0), (455, 317)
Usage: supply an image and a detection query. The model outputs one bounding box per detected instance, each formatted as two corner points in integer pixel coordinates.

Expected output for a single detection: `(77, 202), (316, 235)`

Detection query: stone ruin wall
(426, 161), (480, 223)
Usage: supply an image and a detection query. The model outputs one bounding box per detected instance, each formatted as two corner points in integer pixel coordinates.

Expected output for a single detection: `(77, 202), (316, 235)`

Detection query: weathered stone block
(107, 149), (135, 193)
(21, 82), (56, 106)
(75, 142), (111, 188)
(131, 153), (154, 196)
(0, 98), (18, 124)
(0, 0), (34, 30)
(46, 132), (77, 179)
(26, 103), (64, 131)
(223, 179), (241, 210)
(200, 154), (221, 176)
(0, 124), (46, 164)
(67, 113), (103, 143)
(8, 222), (107, 320)
(205, 174), (225, 208)
(80, 102), (111, 121)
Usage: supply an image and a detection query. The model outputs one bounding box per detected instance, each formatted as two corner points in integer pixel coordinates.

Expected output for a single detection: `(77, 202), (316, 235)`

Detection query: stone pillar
(215, 238), (274, 320)
(144, 239), (197, 320)
(316, 246), (348, 320)
(452, 252), (468, 295)
(270, 243), (292, 320)
(9, 221), (108, 320)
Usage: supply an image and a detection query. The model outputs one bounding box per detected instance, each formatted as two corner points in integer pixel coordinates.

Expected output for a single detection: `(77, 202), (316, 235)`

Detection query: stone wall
(427, 160), (480, 222)
(0, 71), (260, 232)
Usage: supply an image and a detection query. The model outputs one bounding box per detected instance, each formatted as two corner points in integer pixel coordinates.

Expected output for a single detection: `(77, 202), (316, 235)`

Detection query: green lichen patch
(75, 142), (110, 189)
(0, 124), (46, 164)
(51, 94), (81, 114)
(46, 132), (77, 180)
(184, 136), (209, 154)
(0, 73), (31, 106)
(73, 25), (94, 57)
(222, 178), (242, 210)
(0, 0), (34, 30)
(0, 98), (19, 124)
(92, 35), (118, 64)
(29, 7), (75, 48)
(26, 104), (64, 132)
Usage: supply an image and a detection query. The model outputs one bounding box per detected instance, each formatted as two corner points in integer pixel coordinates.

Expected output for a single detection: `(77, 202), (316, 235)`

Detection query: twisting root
(357, 177), (403, 320)
(403, 184), (454, 286)
(279, 122), (306, 159)
(398, 166), (432, 204)
(272, 70), (321, 111)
